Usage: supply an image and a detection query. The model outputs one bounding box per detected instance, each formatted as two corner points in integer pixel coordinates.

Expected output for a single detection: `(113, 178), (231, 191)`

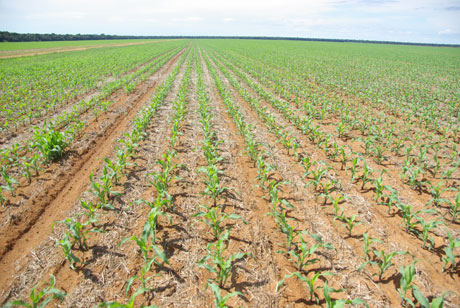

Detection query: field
(0, 39), (459, 308)
(0, 40), (167, 58)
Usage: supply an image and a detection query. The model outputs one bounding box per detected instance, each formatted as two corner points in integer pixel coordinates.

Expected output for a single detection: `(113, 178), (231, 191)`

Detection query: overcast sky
(1, 0), (459, 44)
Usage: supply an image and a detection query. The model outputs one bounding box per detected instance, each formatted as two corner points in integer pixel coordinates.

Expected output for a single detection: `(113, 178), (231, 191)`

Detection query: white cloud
(438, 28), (460, 34)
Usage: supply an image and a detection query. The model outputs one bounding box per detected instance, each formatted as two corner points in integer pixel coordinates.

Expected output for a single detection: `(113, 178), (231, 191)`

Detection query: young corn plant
(398, 260), (417, 307)
(1, 166), (18, 197)
(4, 275), (66, 308)
(359, 248), (409, 281)
(322, 281), (368, 308)
(335, 210), (362, 237)
(120, 235), (169, 266)
(89, 173), (116, 211)
(426, 181), (451, 208)
(347, 157), (361, 182)
(300, 156), (316, 179)
(199, 165), (230, 207)
(308, 164), (330, 192)
(446, 191), (460, 222)
(442, 228), (460, 273)
(380, 187), (400, 215)
(97, 286), (157, 308)
(361, 232), (383, 261)
(287, 232), (335, 272)
(79, 200), (99, 225)
(339, 146), (351, 170)
(396, 203), (437, 235)
(416, 217), (445, 250)
(58, 233), (81, 270)
(255, 155), (276, 189)
(125, 258), (158, 295)
(412, 286), (452, 308)
(277, 271), (335, 304)
(53, 216), (103, 251)
(269, 210), (296, 251)
(358, 162), (374, 190)
(329, 194), (345, 217)
(267, 180), (294, 212)
(197, 230), (246, 288)
(32, 123), (69, 163)
(373, 170), (387, 201)
(194, 204), (247, 240)
(207, 282), (242, 308)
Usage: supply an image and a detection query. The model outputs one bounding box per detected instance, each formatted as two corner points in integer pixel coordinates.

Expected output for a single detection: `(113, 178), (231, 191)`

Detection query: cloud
(445, 6), (460, 10)
(223, 18), (234, 22)
(438, 28), (460, 34)
(171, 16), (203, 23)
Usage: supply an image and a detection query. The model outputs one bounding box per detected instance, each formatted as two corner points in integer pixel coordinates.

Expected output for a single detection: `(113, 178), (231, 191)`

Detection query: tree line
(1, 31), (458, 47)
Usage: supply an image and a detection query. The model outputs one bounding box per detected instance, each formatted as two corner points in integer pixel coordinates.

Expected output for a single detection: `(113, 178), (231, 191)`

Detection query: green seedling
(194, 204), (246, 240)
(412, 286), (452, 308)
(197, 230), (246, 288)
(288, 232), (334, 272)
(360, 249), (408, 281)
(5, 275), (66, 308)
(96, 286), (157, 308)
(416, 217), (445, 250)
(323, 281), (368, 308)
(442, 228), (460, 272)
(208, 282), (242, 308)
(361, 232), (383, 261)
(398, 260), (417, 307)
(277, 271), (335, 304)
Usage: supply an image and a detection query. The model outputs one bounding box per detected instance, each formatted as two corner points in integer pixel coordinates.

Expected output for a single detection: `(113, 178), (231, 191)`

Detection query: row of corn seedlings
(210, 47), (459, 220)
(204, 50), (371, 308)
(2, 48), (190, 308)
(207, 48), (458, 306)
(0, 47), (183, 207)
(98, 51), (193, 307)
(1, 41), (187, 133)
(212, 49), (459, 258)
(194, 50), (247, 308)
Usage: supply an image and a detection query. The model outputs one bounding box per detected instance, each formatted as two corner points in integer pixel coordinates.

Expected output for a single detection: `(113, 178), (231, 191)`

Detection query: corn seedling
(4, 275), (66, 308)
(442, 229), (460, 272)
(398, 260), (417, 307)
(208, 282), (242, 308)
(416, 217), (445, 250)
(361, 232), (383, 261)
(58, 233), (81, 270)
(32, 123), (69, 163)
(96, 286), (157, 308)
(287, 232), (335, 272)
(194, 204), (247, 240)
(446, 191), (460, 222)
(197, 230), (246, 288)
(1, 166), (18, 197)
(359, 249), (408, 281)
(412, 286), (452, 308)
(277, 271), (335, 304)
(322, 281), (368, 308)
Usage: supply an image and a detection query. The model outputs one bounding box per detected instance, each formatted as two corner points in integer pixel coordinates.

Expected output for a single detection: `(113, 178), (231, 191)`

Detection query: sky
(1, 0), (459, 44)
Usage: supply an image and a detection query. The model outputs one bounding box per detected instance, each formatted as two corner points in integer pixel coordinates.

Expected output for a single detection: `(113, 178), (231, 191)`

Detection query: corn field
(0, 39), (459, 308)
